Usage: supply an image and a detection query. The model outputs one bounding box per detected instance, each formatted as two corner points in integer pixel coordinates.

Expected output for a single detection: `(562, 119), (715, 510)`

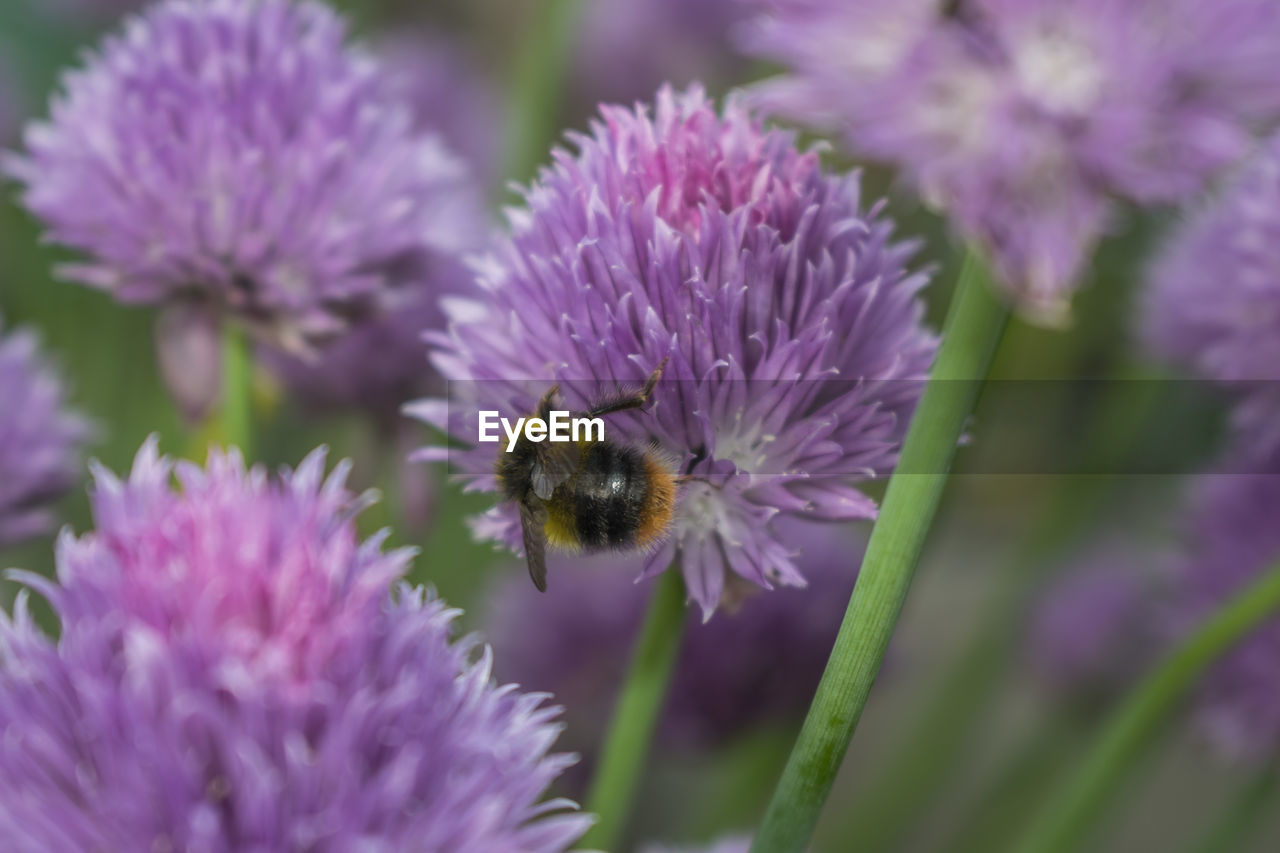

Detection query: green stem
(502, 0), (584, 186)
(1016, 558), (1280, 853)
(581, 567), (688, 851)
(1185, 766), (1277, 853)
(219, 323), (252, 455)
(751, 253), (1010, 853)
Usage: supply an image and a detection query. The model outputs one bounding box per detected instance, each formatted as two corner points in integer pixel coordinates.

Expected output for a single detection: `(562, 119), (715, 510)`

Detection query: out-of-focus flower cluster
(0, 442), (589, 851)
(1144, 130), (1280, 456)
(1026, 547), (1163, 710)
(10, 0), (480, 420)
(573, 0), (748, 106)
(0, 321), (90, 548)
(743, 0), (1280, 322)
(263, 33), (497, 427)
(264, 247), (478, 429)
(413, 84), (936, 618)
(1169, 462), (1280, 760)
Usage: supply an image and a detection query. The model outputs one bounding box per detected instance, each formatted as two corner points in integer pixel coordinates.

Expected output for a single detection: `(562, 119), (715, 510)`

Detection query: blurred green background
(1, 1), (1275, 851)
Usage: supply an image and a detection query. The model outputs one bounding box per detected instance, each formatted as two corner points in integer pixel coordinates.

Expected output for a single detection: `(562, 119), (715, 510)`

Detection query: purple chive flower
(9, 0), (474, 417)
(0, 321), (91, 548)
(573, 0), (748, 106)
(1027, 548), (1162, 708)
(1170, 460), (1280, 760)
(410, 84), (936, 618)
(485, 520), (863, 758)
(742, 0), (1280, 322)
(263, 229), (483, 429)
(1143, 131), (1280, 452)
(263, 35), (494, 426)
(0, 441), (589, 851)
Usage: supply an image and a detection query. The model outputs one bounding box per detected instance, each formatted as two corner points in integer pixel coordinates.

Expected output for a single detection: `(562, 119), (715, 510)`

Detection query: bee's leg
(639, 355), (669, 400)
(674, 474), (721, 490)
(585, 356), (670, 418)
(536, 384), (561, 420)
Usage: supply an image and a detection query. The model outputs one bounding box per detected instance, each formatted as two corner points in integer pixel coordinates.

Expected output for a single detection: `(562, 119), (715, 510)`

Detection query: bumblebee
(496, 359), (677, 591)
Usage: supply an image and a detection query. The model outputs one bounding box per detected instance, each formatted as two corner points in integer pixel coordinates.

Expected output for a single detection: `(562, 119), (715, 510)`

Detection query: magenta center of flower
(100, 494), (372, 685)
(613, 104), (777, 234)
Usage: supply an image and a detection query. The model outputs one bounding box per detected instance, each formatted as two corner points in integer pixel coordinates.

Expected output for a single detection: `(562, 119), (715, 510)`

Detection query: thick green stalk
(219, 323), (253, 455)
(1016, 558), (1280, 853)
(751, 254), (1010, 853)
(502, 0), (584, 185)
(1186, 766), (1276, 853)
(582, 567), (688, 851)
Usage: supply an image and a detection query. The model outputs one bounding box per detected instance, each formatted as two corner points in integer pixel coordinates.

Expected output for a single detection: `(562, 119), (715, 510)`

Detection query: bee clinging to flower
(496, 358), (678, 591)
(412, 86), (938, 618)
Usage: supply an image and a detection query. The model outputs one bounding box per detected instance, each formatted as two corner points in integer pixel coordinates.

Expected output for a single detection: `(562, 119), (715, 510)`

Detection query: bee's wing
(519, 497), (551, 592)
(530, 442), (578, 501)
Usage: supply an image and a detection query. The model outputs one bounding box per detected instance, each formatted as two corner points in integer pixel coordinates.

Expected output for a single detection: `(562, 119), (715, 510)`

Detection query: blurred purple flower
(0, 440), (590, 851)
(0, 321), (91, 547)
(265, 237), (479, 429)
(410, 84), (936, 618)
(1143, 131), (1280, 452)
(574, 0), (748, 106)
(0, 61), (22, 143)
(264, 34), (495, 426)
(9, 0), (475, 415)
(1027, 548), (1162, 708)
(742, 0), (1280, 322)
(484, 520), (863, 759)
(1171, 460), (1280, 760)
(377, 33), (502, 191)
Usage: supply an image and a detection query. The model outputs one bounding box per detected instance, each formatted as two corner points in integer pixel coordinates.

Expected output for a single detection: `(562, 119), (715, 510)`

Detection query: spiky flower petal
(0, 441), (588, 851)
